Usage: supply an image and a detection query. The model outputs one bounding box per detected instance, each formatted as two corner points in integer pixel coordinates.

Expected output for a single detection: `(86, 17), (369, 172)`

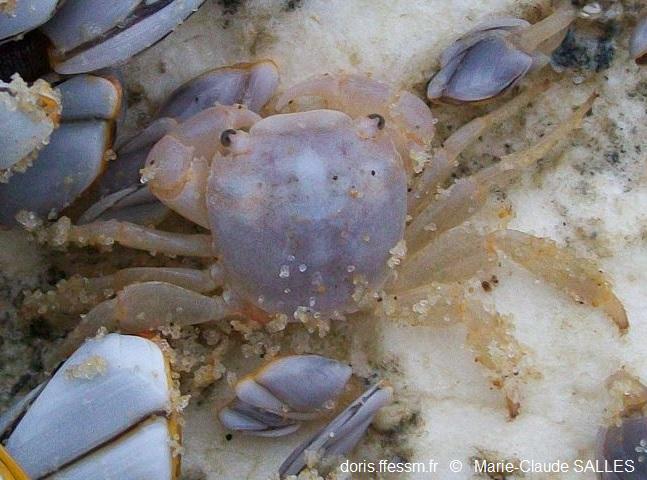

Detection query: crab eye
(367, 113), (385, 130)
(220, 129), (238, 147)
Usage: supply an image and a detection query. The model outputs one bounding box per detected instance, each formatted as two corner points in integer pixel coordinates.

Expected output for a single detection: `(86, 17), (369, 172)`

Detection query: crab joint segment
(34, 217), (215, 258)
(21, 265), (224, 322)
(489, 229), (628, 331)
(410, 81), (550, 214)
(43, 282), (241, 370)
(406, 92), (596, 253)
(1, 334), (179, 480)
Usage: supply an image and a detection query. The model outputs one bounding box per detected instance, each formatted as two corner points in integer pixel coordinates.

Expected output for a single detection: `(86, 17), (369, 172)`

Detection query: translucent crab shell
(0, 334), (178, 480)
(207, 109), (408, 318)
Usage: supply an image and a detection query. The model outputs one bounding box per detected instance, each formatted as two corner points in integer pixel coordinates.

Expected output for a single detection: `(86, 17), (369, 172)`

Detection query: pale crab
(24, 62), (627, 425)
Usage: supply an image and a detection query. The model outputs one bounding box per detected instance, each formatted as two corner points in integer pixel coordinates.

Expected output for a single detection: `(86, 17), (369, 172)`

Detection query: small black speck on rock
(218, 0), (243, 15)
(284, 0), (303, 10)
(605, 151), (621, 165)
(225, 434), (233, 441)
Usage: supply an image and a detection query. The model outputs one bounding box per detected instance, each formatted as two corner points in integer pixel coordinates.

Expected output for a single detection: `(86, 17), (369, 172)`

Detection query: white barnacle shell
(0, 334), (178, 480)
(630, 16), (647, 65)
(42, 0), (207, 74)
(218, 399), (302, 437)
(279, 382), (394, 477)
(218, 355), (353, 436)
(0, 0), (60, 42)
(0, 75), (60, 174)
(0, 75), (121, 226)
(427, 18), (537, 104)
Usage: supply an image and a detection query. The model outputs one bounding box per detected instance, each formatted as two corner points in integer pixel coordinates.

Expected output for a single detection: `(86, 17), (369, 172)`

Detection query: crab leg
(489, 230), (628, 331)
(381, 282), (531, 417)
(43, 282), (241, 369)
(408, 80), (550, 214)
(406, 92), (596, 252)
(463, 300), (533, 418)
(391, 227), (496, 291)
(22, 265), (224, 321)
(35, 217), (215, 257)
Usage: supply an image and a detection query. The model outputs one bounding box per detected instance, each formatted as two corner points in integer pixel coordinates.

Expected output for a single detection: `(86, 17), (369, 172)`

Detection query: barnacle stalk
(512, 3), (577, 53)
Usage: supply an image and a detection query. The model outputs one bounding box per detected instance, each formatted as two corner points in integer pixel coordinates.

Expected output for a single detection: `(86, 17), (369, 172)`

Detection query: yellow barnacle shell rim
(0, 444), (30, 480)
(161, 345), (182, 480)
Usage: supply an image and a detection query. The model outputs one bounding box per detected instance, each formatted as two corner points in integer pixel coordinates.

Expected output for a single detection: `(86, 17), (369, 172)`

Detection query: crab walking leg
(380, 282), (531, 417)
(389, 226), (497, 292)
(408, 81), (550, 214)
(406, 93), (596, 253)
(43, 282), (241, 369)
(36, 217), (215, 257)
(489, 229), (628, 331)
(22, 265), (225, 321)
(379, 282), (468, 326)
(463, 300), (534, 418)
(275, 73), (436, 172)
(144, 105), (261, 228)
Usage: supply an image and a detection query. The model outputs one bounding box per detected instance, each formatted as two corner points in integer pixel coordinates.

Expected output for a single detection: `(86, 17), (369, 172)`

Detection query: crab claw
(0, 74), (121, 226)
(42, 0), (206, 74)
(0, 333), (180, 480)
(219, 355), (352, 436)
(279, 382), (393, 477)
